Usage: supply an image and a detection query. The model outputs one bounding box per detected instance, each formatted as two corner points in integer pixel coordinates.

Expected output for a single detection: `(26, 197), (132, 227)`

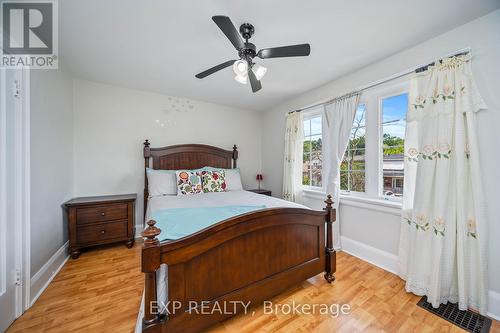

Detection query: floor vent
(417, 296), (492, 333)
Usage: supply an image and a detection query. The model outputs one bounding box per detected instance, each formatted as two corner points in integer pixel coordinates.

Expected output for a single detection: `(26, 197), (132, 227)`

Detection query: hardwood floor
(7, 243), (500, 333)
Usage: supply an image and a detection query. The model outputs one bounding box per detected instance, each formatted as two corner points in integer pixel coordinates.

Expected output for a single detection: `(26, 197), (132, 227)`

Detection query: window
(381, 93), (408, 197)
(302, 115), (322, 188)
(301, 79), (409, 204)
(341, 104), (366, 192)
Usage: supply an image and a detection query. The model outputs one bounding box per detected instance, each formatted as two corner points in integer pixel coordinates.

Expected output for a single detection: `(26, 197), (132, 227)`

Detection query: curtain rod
(288, 48), (471, 114)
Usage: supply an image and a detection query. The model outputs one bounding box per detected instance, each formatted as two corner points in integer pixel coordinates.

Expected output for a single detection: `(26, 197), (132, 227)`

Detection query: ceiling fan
(195, 16), (311, 93)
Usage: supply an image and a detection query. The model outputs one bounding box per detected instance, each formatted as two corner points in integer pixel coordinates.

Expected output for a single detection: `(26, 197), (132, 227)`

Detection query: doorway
(0, 68), (31, 332)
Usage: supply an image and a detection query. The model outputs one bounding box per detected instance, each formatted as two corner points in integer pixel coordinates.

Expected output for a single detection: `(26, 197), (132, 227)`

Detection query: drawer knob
(100, 212), (105, 216)
(100, 230), (105, 234)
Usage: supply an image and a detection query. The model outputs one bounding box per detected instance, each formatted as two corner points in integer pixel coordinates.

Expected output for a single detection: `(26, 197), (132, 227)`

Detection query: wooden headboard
(142, 140), (238, 217)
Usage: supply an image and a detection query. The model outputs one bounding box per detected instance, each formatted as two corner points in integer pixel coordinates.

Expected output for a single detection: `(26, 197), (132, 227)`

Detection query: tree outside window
(302, 116), (322, 187)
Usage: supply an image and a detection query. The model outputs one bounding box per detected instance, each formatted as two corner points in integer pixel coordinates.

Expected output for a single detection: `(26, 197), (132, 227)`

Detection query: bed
(139, 140), (336, 333)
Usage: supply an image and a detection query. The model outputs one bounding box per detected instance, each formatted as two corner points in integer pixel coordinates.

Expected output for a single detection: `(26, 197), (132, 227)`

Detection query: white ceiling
(60, 0), (500, 111)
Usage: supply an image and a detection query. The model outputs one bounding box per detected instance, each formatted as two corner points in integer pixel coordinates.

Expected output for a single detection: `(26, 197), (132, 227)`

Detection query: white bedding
(146, 189), (307, 221)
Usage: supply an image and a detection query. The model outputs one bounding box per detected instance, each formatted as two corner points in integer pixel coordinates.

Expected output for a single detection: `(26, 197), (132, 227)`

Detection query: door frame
(0, 67), (31, 317)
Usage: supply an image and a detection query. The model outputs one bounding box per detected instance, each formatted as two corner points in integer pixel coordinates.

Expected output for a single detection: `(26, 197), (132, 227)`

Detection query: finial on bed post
(141, 219), (161, 328)
(324, 194), (336, 283)
(232, 144), (238, 168)
(142, 220), (161, 247)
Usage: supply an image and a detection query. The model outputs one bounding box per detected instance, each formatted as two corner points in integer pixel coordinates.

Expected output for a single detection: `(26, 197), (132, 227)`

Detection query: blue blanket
(152, 205), (266, 241)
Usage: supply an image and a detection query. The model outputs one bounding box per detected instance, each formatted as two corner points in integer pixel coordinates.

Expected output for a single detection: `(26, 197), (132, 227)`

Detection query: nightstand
(248, 189), (272, 196)
(64, 194), (136, 259)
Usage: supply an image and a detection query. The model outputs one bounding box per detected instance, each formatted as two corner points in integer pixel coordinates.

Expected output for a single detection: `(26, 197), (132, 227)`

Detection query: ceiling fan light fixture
(195, 16), (311, 93)
(232, 60), (248, 76)
(234, 74), (248, 85)
(252, 63), (267, 81)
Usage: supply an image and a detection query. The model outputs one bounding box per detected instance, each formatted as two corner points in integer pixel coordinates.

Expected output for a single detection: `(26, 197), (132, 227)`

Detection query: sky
(382, 93), (408, 139)
(304, 116), (322, 137)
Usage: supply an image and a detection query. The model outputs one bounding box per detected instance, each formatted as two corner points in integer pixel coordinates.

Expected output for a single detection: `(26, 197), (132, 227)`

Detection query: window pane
(303, 119), (311, 137)
(349, 171), (366, 192)
(343, 100), (366, 194)
(382, 94), (407, 123)
(302, 152), (310, 186)
(340, 171), (348, 191)
(351, 105), (366, 134)
(310, 134), (322, 152)
(310, 116), (322, 136)
(302, 169), (310, 186)
(303, 140), (311, 156)
(350, 148), (365, 171)
(350, 104), (366, 153)
(382, 93), (408, 196)
(311, 165), (322, 187)
(302, 117), (322, 188)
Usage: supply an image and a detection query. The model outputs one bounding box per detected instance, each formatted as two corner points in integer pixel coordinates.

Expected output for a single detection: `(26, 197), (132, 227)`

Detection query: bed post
(324, 195), (336, 283)
(232, 144), (238, 168)
(144, 140), (151, 220)
(141, 220), (162, 330)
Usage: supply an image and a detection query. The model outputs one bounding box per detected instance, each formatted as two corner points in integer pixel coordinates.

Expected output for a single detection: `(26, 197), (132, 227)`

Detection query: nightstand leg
(126, 239), (134, 248)
(70, 248), (81, 259)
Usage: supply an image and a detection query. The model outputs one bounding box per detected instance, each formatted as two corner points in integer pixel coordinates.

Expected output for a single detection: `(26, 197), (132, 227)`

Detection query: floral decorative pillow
(176, 170), (203, 195)
(201, 170), (227, 193)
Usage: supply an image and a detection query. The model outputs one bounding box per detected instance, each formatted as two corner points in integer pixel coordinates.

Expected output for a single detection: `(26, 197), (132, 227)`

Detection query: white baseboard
(135, 224), (144, 240)
(340, 236), (399, 275)
(488, 290), (500, 321)
(340, 235), (500, 320)
(30, 241), (69, 307)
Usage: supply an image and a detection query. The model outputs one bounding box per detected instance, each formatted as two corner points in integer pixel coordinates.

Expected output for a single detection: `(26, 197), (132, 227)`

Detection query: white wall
(262, 9), (500, 294)
(73, 79), (263, 229)
(30, 67), (74, 276)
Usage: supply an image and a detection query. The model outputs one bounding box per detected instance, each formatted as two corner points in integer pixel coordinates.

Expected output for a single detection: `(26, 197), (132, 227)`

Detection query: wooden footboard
(141, 196), (336, 333)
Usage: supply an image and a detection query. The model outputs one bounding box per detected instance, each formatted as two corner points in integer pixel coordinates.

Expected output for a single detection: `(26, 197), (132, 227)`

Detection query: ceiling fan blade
(257, 44), (311, 59)
(212, 16), (245, 50)
(195, 60), (237, 79)
(248, 68), (262, 93)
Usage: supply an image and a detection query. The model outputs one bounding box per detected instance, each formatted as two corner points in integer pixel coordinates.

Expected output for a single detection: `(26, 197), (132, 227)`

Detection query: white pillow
(146, 168), (177, 197)
(225, 168), (243, 191)
(203, 167), (243, 191)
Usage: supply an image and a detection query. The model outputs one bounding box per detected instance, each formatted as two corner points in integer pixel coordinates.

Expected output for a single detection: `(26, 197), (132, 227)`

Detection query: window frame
(302, 79), (409, 207)
(301, 107), (325, 192)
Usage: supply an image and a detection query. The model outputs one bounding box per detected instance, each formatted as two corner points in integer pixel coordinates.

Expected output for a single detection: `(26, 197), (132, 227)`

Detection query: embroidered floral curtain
(398, 55), (489, 313)
(282, 111), (304, 202)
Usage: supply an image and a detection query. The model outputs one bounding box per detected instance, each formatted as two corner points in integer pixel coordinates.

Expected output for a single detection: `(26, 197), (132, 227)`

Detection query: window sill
(302, 189), (328, 200)
(302, 189), (402, 216)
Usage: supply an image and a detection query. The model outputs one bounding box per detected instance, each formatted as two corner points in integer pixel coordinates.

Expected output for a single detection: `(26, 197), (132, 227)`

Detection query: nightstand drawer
(76, 203), (128, 224)
(77, 220), (128, 244)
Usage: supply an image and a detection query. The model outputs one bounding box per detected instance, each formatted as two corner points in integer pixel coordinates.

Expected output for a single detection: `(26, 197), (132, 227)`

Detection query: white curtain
(398, 55), (488, 313)
(282, 111), (304, 202)
(323, 94), (361, 249)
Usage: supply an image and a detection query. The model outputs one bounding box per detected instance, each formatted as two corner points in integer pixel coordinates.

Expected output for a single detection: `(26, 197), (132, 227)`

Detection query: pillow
(225, 168), (243, 191)
(200, 170), (227, 192)
(146, 168), (177, 197)
(202, 167), (243, 191)
(176, 170), (203, 195)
